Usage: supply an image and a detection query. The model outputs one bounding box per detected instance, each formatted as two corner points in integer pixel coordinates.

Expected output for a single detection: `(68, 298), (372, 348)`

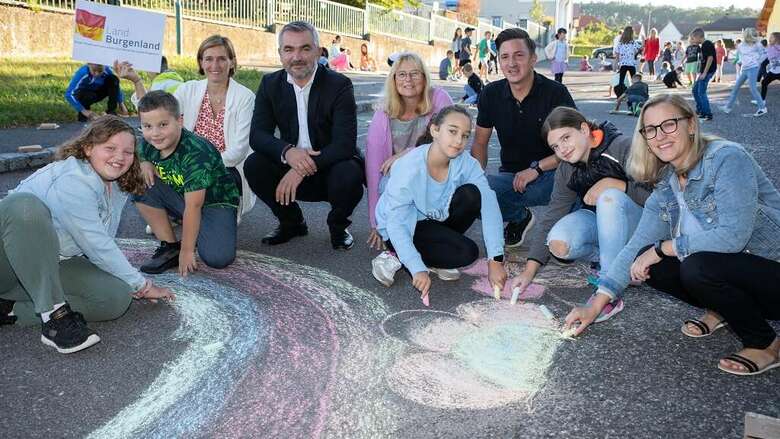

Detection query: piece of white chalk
(493, 285), (501, 300)
(560, 327), (578, 339)
(538, 305), (555, 321)
(510, 287), (521, 305)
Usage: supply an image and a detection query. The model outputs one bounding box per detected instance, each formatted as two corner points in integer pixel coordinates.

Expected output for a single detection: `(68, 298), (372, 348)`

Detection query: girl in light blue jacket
(0, 116), (173, 354)
(565, 94), (780, 376)
(373, 106), (507, 304)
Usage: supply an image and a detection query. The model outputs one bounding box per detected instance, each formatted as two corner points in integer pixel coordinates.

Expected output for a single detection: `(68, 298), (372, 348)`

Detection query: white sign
(72, 0), (166, 72)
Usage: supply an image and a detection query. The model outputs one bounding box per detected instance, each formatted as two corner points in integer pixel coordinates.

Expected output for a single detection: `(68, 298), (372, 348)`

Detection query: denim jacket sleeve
(674, 147), (759, 259)
(52, 175), (146, 291)
(598, 189), (669, 300)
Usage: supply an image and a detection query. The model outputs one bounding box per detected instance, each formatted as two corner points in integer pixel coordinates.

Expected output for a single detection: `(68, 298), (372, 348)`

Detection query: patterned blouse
(193, 92), (226, 153)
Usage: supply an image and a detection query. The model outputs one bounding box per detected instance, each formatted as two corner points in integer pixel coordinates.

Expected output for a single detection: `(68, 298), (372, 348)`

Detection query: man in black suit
(245, 21), (364, 250)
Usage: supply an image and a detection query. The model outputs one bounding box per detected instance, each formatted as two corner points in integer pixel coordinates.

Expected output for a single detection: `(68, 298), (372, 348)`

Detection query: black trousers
(244, 151), (364, 233)
(387, 184), (481, 269)
(618, 65), (636, 91)
(74, 74), (120, 122)
(647, 59), (656, 76)
(761, 71), (780, 100)
(640, 248), (780, 349)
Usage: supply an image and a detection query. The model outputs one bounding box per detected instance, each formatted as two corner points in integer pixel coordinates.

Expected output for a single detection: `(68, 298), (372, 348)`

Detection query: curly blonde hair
(58, 115), (145, 195)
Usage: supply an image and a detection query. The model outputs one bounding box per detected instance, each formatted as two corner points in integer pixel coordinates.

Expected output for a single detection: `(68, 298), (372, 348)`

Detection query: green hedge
(571, 45), (601, 57)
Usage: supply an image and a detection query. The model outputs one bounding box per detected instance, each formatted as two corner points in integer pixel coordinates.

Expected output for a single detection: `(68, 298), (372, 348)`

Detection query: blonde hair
(627, 94), (719, 184)
(58, 115), (145, 195)
(381, 52), (434, 119)
(743, 27), (758, 44)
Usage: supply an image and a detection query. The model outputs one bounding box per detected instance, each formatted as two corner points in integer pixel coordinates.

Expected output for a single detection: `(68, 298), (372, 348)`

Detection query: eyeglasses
(638, 116), (689, 140)
(395, 70), (423, 82)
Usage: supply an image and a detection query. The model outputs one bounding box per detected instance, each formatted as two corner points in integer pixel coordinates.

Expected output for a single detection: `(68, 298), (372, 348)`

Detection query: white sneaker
(372, 251), (402, 287)
(753, 108), (768, 117)
(429, 267), (461, 281)
(145, 224), (153, 235)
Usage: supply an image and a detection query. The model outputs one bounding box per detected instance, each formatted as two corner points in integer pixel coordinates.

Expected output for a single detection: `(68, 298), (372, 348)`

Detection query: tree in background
(579, 2), (759, 30)
(571, 22), (619, 46)
(529, 0), (545, 24)
(336, 0), (420, 10)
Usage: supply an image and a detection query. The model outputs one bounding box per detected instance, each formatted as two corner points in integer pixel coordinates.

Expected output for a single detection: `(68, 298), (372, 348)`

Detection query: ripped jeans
(546, 188), (643, 276)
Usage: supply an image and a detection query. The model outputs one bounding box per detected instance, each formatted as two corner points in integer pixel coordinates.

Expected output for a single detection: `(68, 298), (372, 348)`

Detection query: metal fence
(275, 0), (363, 37)
(367, 3), (429, 43)
(4, 0), (526, 46)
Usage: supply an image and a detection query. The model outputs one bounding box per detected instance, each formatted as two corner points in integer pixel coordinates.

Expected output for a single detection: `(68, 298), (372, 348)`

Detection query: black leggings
(387, 184), (480, 269)
(639, 248), (780, 349)
(761, 72), (780, 100)
(618, 65), (636, 89)
(647, 60), (655, 76)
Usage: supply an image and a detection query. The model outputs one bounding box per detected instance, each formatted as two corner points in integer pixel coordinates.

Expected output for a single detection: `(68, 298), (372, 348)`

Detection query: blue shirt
(64, 65), (125, 113)
(439, 58), (451, 80)
(375, 144), (505, 275)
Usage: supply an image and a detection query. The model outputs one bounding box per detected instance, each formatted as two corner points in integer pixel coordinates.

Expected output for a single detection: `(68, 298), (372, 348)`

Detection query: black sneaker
(331, 228), (354, 250)
(261, 222), (308, 246)
(504, 208), (535, 248)
(140, 241), (181, 274)
(41, 304), (100, 354)
(0, 298), (16, 325)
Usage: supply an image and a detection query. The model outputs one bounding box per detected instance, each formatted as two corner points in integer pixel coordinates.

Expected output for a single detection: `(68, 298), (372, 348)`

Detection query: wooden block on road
(745, 412), (780, 439)
(37, 123), (60, 130)
(17, 145), (43, 153)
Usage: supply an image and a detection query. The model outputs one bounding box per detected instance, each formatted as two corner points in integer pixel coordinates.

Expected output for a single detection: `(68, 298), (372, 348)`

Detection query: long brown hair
(58, 115), (145, 195)
(620, 26), (634, 44)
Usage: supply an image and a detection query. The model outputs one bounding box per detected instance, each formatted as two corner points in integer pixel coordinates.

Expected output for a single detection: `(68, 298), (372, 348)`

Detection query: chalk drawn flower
(382, 299), (563, 410)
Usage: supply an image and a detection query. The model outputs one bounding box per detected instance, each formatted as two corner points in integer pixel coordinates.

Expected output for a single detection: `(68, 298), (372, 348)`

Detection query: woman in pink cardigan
(365, 52), (453, 250)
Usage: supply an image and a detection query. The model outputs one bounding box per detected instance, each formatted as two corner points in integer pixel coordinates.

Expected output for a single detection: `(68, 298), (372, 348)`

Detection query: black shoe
(140, 241), (181, 274)
(331, 228), (354, 250)
(504, 208), (535, 248)
(261, 222), (308, 246)
(0, 298), (16, 325)
(40, 304), (100, 354)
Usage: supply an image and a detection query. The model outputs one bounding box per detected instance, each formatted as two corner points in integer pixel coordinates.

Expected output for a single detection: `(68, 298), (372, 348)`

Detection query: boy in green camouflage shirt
(133, 91), (240, 276)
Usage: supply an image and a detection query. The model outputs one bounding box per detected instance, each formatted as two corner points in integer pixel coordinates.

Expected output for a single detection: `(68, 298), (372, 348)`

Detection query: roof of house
(701, 16), (758, 31)
(660, 21), (700, 37)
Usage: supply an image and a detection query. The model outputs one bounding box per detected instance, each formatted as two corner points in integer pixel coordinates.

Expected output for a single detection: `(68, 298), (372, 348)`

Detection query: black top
(466, 73), (483, 98)
(685, 44), (700, 63)
(461, 37), (472, 60)
(700, 40), (717, 74)
(249, 66), (361, 169)
(476, 72), (576, 173)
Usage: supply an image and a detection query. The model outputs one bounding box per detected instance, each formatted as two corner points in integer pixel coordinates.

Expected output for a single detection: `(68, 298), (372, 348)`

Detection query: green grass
(0, 57), (263, 128)
(571, 45), (601, 57)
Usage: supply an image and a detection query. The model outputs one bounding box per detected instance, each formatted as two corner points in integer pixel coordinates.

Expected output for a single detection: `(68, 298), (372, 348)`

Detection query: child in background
(720, 28), (768, 117)
(580, 55), (593, 72)
(608, 69), (631, 97)
(439, 50), (454, 80)
(598, 53), (613, 71)
(733, 38), (743, 78)
(656, 61), (671, 80)
(661, 41), (673, 67)
(461, 63), (483, 105)
(673, 41), (685, 68)
(546, 28), (569, 83)
(114, 56), (184, 108)
(761, 32), (780, 105)
(715, 40), (726, 82)
(684, 38), (701, 85)
(372, 106), (507, 303)
(663, 66), (685, 88)
(477, 31), (494, 80)
(359, 44), (377, 72)
(0, 116), (173, 353)
(134, 91), (241, 276)
(613, 73), (648, 115)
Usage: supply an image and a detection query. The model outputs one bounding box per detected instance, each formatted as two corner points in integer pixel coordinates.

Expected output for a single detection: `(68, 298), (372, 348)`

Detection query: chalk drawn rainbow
(96, 239), (565, 438)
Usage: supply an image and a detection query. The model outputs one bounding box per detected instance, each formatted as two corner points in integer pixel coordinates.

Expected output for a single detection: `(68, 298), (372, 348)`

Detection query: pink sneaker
(586, 293), (625, 323)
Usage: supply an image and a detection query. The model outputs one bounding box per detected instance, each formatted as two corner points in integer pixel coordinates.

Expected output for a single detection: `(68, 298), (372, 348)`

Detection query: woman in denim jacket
(564, 94), (780, 376)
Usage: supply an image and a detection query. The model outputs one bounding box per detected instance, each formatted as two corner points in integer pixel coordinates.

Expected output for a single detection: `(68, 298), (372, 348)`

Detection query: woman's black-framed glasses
(639, 116), (689, 140)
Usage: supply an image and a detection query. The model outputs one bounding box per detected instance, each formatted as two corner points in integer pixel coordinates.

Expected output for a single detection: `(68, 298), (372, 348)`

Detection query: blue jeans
(463, 84), (478, 104)
(692, 71), (715, 117)
(487, 170), (555, 223)
(724, 66), (766, 111)
(546, 188), (643, 276)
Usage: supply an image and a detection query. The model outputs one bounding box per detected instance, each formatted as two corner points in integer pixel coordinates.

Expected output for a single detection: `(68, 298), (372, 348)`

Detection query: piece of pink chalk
(471, 277), (546, 300)
(422, 294), (430, 307)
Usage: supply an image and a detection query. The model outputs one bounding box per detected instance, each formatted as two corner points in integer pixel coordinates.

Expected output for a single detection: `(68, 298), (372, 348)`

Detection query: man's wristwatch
(654, 240), (665, 258)
(492, 255), (504, 263)
(529, 161), (543, 176)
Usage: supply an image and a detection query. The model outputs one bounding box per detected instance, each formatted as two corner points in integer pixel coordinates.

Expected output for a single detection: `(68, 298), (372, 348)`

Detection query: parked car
(591, 46), (614, 59)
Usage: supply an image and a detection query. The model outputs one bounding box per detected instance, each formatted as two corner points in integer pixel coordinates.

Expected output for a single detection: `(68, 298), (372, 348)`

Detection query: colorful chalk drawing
(91, 240), (570, 437)
(99, 239), (403, 439)
(382, 300), (564, 410)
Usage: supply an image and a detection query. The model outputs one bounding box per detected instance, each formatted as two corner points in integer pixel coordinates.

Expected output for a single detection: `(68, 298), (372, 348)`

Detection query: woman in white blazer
(174, 35), (256, 220)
